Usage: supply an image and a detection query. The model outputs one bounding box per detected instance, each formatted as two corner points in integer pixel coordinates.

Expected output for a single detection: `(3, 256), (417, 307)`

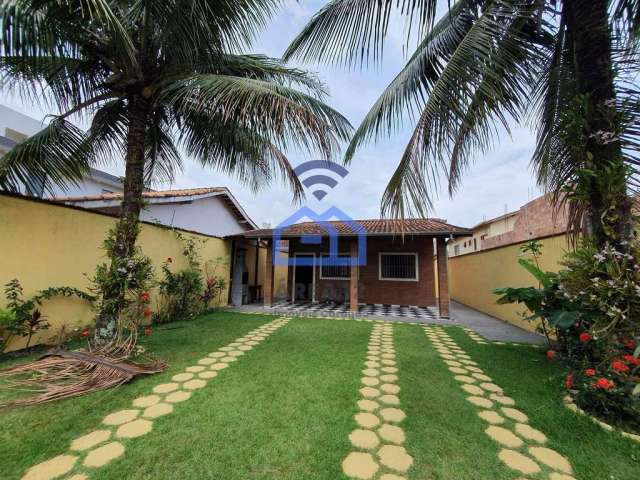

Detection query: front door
(293, 254), (314, 302)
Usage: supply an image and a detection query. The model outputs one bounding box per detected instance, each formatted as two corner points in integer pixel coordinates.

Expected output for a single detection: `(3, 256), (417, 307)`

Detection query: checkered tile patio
(266, 300), (440, 320)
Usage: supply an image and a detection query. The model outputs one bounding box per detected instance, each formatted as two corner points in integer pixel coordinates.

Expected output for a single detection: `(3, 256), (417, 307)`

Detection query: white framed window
(320, 253), (350, 280)
(378, 252), (419, 281)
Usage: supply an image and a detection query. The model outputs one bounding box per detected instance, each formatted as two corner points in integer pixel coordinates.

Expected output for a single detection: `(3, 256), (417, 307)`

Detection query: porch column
(436, 237), (450, 318)
(349, 239), (359, 312)
(231, 243), (246, 307)
(264, 238), (274, 307)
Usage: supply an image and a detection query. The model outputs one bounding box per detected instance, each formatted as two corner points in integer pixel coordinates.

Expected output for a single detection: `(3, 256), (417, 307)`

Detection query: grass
(1, 312), (638, 479)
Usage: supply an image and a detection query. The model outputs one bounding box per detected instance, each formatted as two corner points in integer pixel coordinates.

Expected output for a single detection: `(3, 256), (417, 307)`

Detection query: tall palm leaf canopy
(0, 0), (352, 199)
(284, 0), (640, 221)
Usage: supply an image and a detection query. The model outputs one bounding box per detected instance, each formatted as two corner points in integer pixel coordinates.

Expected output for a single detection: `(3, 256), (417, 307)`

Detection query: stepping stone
(457, 354), (471, 360)
(198, 358), (216, 365)
(449, 367), (468, 374)
(367, 355), (380, 362)
(444, 360), (463, 367)
(379, 394), (400, 406)
(498, 449), (540, 475)
(379, 475), (407, 480)
(219, 346), (235, 352)
(342, 452), (379, 479)
(362, 368), (380, 377)
(245, 341), (259, 346)
(365, 361), (381, 368)
(350, 429), (380, 449)
(228, 350), (245, 357)
(380, 384), (400, 395)
(116, 419), (153, 439)
(228, 342), (242, 347)
(68, 475), (88, 480)
(70, 430), (111, 451)
(454, 375), (476, 384)
(362, 377), (380, 387)
(153, 383), (179, 394)
(378, 424), (405, 444)
(467, 396), (493, 408)
(466, 366), (483, 373)
(486, 426), (524, 448)
(502, 407), (528, 423)
(103, 409), (139, 426)
(165, 391), (191, 403)
(183, 379), (207, 390)
(440, 354), (456, 360)
(355, 412), (381, 429)
(84, 442), (125, 468)
(472, 373), (492, 382)
(210, 363), (229, 370)
(143, 403), (173, 418)
(549, 474), (577, 480)
(380, 374), (398, 383)
(381, 353), (395, 359)
(221, 356), (238, 363)
(489, 393), (515, 406)
(358, 399), (380, 412)
(480, 382), (503, 393)
(478, 410), (505, 424)
(381, 359), (396, 366)
(22, 455), (77, 480)
(237, 345), (252, 351)
(515, 423), (547, 443)
(199, 371), (218, 379)
(460, 360), (478, 366)
(360, 387), (381, 398)
(379, 408), (406, 423)
(382, 366), (398, 373)
(185, 366), (206, 373)
(462, 384), (484, 396)
(528, 447), (572, 473)
(172, 373), (194, 382)
(377, 445), (413, 472)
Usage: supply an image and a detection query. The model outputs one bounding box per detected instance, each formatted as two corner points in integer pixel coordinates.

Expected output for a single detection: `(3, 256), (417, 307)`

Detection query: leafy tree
(0, 0), (352, 332)
(285, 0), (640, 246)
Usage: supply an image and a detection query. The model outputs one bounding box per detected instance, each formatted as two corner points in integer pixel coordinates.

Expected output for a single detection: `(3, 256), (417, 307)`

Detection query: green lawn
(1, 312), (638, 479)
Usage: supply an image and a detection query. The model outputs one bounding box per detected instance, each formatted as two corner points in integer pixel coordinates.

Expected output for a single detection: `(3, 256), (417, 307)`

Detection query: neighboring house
(242, 219), (471, 317)
(46, 168), (125, 198)
(448, 193), (569, 257)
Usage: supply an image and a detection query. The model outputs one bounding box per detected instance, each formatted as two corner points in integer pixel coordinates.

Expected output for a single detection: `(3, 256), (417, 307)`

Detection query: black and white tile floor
(267, 300), (440, 320)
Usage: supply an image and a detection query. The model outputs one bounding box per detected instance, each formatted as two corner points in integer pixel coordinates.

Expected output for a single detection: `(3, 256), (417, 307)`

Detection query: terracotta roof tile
(53, 187), (225, 202)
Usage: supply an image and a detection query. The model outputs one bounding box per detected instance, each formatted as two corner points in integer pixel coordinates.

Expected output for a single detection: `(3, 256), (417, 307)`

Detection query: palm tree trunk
(95, 96), (149, 335)
(566, 0), (632, 246)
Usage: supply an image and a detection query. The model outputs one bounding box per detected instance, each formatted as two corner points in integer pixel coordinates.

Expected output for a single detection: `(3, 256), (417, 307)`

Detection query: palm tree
(285, 0), (640, 246)
(0, 0), (351, 332)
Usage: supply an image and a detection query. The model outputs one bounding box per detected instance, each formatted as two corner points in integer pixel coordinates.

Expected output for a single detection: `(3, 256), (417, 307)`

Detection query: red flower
(546, 350), (555, 360)
(623, 339), (637, 350)
(143, 307), (153, 317)
(167, 257), (172, 263)
(594, 378), (614, 390)
(579, 332), (592, 343)
(143, 327), (152, 336)
(81, 328), (90, 338)
(564, 373), (574, 389)
(623, 354), (640, 366)
(140, 291), (150, 302)
(585, 368), (597, 377)
(612, 360), (630, 373)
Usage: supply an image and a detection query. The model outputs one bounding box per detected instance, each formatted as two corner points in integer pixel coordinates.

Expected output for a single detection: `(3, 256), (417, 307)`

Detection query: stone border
(462, 328), (490, 344)
(342, 322), (413, 480)
(20, 317), (291, 480)
(424, 326), (577, 479)
(563, 395), (640, 443)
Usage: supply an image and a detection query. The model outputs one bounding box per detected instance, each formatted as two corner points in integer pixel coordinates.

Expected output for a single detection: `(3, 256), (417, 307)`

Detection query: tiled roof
(53, 187), (225, 202)
(244, 218), (471, 237)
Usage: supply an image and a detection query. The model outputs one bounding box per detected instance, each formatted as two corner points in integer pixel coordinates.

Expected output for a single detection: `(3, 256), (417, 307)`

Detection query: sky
(1, 0), (542, 229)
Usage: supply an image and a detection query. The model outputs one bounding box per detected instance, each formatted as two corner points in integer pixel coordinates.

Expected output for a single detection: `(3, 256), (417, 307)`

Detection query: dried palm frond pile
(0, 325), (166, 407)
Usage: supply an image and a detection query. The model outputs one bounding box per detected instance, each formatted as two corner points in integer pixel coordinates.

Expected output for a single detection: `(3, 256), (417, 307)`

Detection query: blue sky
(2, 0), (541, 228)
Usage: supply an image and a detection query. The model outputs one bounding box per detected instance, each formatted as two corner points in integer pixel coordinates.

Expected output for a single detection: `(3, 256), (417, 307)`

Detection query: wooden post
(436, 237), (450, 318)
(264, 239), (274, 307)
(349, 239), (359, 312)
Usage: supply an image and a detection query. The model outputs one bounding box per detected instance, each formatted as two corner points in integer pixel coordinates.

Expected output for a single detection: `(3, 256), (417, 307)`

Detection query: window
(320, 254), (350, 279)
(379, 253), (418, 281)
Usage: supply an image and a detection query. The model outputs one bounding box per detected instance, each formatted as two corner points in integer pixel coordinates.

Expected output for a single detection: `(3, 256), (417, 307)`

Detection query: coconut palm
(0, 0), (351, 331)
(285, 0), (640, 245)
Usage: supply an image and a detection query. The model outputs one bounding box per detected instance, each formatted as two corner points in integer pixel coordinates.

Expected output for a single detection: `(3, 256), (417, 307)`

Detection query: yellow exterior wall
(0, 194), (231, 352)
(448, 234), (569, 332)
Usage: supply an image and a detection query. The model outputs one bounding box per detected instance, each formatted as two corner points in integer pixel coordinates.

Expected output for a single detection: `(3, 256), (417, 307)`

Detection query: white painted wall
(0, 105), (44, 139)
(47, 176), (123, 198)
(139, 195), (248, 237)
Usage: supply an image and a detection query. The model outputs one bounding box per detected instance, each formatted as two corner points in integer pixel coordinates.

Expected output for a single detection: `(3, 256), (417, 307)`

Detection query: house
(241, 219), (471, 317)
(447, 193), (569, 257)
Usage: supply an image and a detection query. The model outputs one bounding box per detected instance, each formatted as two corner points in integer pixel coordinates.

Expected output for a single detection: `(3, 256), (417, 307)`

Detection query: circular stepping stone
(342, 452), (379, 479)
(380, 374), (398, 383)
(143, 403), (173, 419)
(454, 375), (476, 384)
(457, 354), (471, 360)
(381, 359), (396, 366)
(183, 379), (207, 390)
(462, 384), (484, 396)
(210, 362), (229, 370)
(237, 345), (252, 351)
(515, 423), (547, 443)
(379, 394), (400, 405)
(350, 429), (380, 449)
(489, 393), (515, 406)
(22, 455), (77, 480)
(466, 366), (483, 373)
(478, 410), (505, 424)
(480, 382), (503, 393)
(381, 366), (398, 373)
(379, 408), (406, 423)
(467, 396), (493, 408)
(460, 360), (478, 366)
(219, 346), (235, 351)
(103, 409), (139, 426)
(228, 350), (244, 357)
(229, 342), (242, 347)
(502, 407), (528, 423)
(355, 412), (381, 429)
(367, 355), (380, 362)
(380, 384), (400, 395)
(498, 449), (540, 475)
(84, 442), (124, 468)
(440, 354), (456, 360)
(380, 475), (407, 480)
(153, 383), (179, 394)
(360, 387), (381, 398)
(377, 445), (413, 472)
(358, 399), (380, 412)
(472, 373), (492, 382)
(165, 390), (191, 403)
(362, 376), (380, 387)
(378, 424), (405, 444)
(549, 474), (577, 480)
(362, 368), (380, 377)
(185, 366), (205, 373)
(198, 357), (216, 365)
(116, 419), (153, 439)
(381, 353), (395, 359)
(444, 360), (463, 367)
(486, 426), (524, 448)
(70, 430), (110, 451)
(365, 361), (381, 368)
(449, 367), (468, 374)
(528, 447), (572, 473)
(209, 352), (226, 358)
(199, 371), (218, 379)
(221, 356), (238, 363)
(68, 475), (88, 480)
(245, 341), (259, 346)
(172, 373), (194, 382)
